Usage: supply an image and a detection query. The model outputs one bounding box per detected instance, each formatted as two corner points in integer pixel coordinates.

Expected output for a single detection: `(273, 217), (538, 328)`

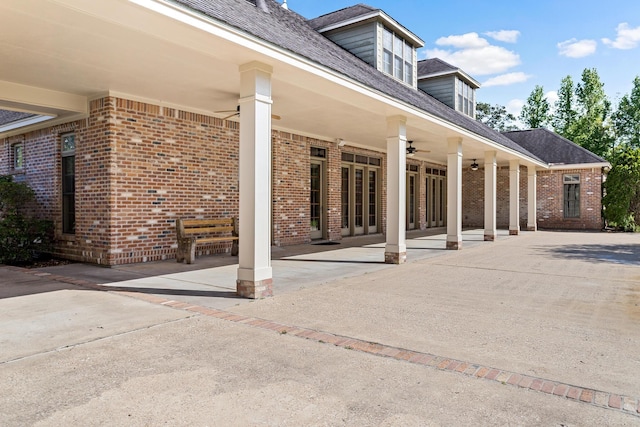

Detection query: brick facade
(537, 168), (603, 230)
(1, 95), (604, 266)
(462, 165), (603, 230)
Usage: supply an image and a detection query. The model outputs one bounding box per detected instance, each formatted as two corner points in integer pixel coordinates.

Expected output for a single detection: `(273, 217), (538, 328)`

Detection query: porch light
(470, 159), (479, 171)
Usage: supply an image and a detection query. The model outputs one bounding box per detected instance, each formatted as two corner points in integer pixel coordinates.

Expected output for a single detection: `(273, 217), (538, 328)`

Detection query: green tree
(603, 146), (640, 230)
(552, 75), (577, 139)
(572, 68), (614, 157)
(613, 76), (640, 149)
(476, 102), (519, 132)
(0, 176), (53, 264)
(520, 85), (550, 128)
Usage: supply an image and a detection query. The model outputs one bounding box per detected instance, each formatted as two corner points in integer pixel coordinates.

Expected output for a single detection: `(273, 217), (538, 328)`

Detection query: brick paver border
(8, 266), (640, 418)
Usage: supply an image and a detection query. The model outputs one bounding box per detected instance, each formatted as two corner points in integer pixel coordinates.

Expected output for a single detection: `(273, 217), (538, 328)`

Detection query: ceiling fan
(406, 141), (430, 156)
(215, 105), (281, 121)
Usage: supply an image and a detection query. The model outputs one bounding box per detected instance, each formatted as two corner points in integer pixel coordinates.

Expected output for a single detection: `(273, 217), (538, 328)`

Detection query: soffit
(0, 0), (540, 167)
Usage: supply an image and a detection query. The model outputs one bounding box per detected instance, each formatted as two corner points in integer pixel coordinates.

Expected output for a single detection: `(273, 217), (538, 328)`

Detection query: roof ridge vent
(282, 0), (288, 10)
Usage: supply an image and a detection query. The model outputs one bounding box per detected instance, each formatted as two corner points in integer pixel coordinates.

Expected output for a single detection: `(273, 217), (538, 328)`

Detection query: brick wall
(462, 165), (521, 228)
(537, 168), (603, 230)
(271, 133), (344, 245)
(6, 94), (602, 266)
(463, 165), (603, 230)
(106, 98), (241, 264)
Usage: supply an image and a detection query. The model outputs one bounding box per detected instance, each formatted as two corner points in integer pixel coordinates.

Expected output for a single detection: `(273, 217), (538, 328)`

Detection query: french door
(310, 161), (325, 239)
(341, 164), (379, 236)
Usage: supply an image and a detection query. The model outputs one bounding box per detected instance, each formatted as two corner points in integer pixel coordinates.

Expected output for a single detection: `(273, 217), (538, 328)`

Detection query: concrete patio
(1, 229), (639, 425)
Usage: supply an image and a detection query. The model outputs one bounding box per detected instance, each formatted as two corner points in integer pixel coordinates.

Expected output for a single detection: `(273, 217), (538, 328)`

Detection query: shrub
(603, 147), (640, 231)
(0, 176), (54, 265)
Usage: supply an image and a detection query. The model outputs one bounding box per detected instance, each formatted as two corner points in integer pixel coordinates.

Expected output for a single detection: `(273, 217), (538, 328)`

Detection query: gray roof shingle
(0, 109), (36, 127)
(417, 58), (457, 76)
(307, 4), (377, 30)
(502, 128), (607, 165)
(171, 0), (542, 163)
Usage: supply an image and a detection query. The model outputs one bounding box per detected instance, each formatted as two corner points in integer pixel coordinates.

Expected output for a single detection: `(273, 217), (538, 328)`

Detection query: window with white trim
(563, 174), (580, 218)
(11, 142), (24, 170)
(382, 27), (414, 85)
(457, 79), (475, 118)
(61, 133), (76, 234)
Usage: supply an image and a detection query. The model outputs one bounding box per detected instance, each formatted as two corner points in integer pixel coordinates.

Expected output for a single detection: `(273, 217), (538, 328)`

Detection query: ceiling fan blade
(222, 112), (239, 120)
(218, 105), (280, 120)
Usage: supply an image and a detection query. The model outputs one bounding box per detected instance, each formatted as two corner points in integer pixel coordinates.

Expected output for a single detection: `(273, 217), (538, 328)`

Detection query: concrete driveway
(1, 230), (639, 426)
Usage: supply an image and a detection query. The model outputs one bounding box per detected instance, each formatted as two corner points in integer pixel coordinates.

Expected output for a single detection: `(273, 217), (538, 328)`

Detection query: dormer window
(457, 79), (475, 117)
(308, 5), (423, 88)
(383, 27), (413, 85)
(417, 59), (480, 118)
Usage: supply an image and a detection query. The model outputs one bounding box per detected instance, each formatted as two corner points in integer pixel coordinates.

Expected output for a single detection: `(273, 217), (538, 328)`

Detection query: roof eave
(136, 0), (541, 166)
(548, 162), (611, 170)
(418, 70), (480, 89)
(316, 10), (425, 47)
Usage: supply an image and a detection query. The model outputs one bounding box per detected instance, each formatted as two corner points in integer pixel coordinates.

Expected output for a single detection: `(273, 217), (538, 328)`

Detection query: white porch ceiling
(0, 0), (541, 167)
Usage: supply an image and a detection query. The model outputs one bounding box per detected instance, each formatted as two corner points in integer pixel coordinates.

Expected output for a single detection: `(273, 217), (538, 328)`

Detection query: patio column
(484, 151), (497, 241)
(446, 137), (462, 250)
(385, 116), (407, 264)
(509, 159), (520, 236)
(527, 165), (537, 231)
(236, 61), (273, 299)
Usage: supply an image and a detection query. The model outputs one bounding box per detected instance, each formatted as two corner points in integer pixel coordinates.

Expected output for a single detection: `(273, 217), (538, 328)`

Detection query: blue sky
(285, 0), (640, 116)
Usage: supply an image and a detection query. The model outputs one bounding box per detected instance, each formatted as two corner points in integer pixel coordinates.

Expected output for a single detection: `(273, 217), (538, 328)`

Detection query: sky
(284, 0), (640, 117)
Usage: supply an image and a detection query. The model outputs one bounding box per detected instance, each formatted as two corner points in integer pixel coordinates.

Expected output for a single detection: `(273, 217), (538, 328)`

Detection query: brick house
(0, 0), (608, 297)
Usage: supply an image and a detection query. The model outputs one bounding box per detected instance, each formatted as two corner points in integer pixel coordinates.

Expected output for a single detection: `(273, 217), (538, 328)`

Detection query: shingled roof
(0, 109), (36, 127)
(417, 58), (457, 76)
(417, 58), (481, 89)
(171, 0), (541, 163)
(307, 3), (377, 30)
(502, 128), (608, 165)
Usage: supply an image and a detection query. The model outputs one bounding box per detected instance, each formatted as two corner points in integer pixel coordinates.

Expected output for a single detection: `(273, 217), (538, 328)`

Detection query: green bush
(0, 176), (54, 265)
(603, 147), (640, 231)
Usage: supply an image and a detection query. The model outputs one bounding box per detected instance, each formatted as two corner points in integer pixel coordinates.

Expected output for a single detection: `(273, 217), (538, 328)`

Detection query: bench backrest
(176, 218), (238, 239)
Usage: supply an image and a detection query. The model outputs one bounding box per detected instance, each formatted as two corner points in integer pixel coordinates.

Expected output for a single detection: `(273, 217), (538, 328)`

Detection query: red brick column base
(446, 241), (462, 250)
(237, 279), (273, 299)
(509, 229), (520, 236)
(484, 234), (496, 241)
(384, 251), (406, 264)
(526, 226), (537, 231)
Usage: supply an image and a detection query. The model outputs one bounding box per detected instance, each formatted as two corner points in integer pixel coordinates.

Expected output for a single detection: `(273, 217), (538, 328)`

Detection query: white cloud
(545, 90), (559, 106)
(506, 99), (525, 117)
(602, 23), (640, 49)
(557, 38), (597, 58)
(426, 40), (520, 76)
(434, 32), (489, 49)
(484, 30), (520, 43)
(482, 72), (532, 87)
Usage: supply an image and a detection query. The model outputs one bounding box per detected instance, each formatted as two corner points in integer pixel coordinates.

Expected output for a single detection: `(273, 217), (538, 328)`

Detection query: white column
(484, 151), (497, 241)
(509, 159), (520, 236)
(236, 61), (273, 299)
(527, 165), (537, 231)
(446, 137), (463, 250)
(385, 116), (407, 264)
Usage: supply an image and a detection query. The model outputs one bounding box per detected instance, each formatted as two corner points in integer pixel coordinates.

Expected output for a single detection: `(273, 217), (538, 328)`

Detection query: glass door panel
(341, 167), (350, 236)
(406, 173), (417, 230)
(368, 170), (377, 233)
(310, 162), (323, 239)
(354, 168), (364, 235)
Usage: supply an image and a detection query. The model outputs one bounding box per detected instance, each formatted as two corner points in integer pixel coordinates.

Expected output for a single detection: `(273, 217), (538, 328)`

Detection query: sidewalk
(1, 229), (639, 426)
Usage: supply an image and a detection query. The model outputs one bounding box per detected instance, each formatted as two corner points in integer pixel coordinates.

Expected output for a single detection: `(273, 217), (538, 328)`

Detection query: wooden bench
(176, 218), (238, 264)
